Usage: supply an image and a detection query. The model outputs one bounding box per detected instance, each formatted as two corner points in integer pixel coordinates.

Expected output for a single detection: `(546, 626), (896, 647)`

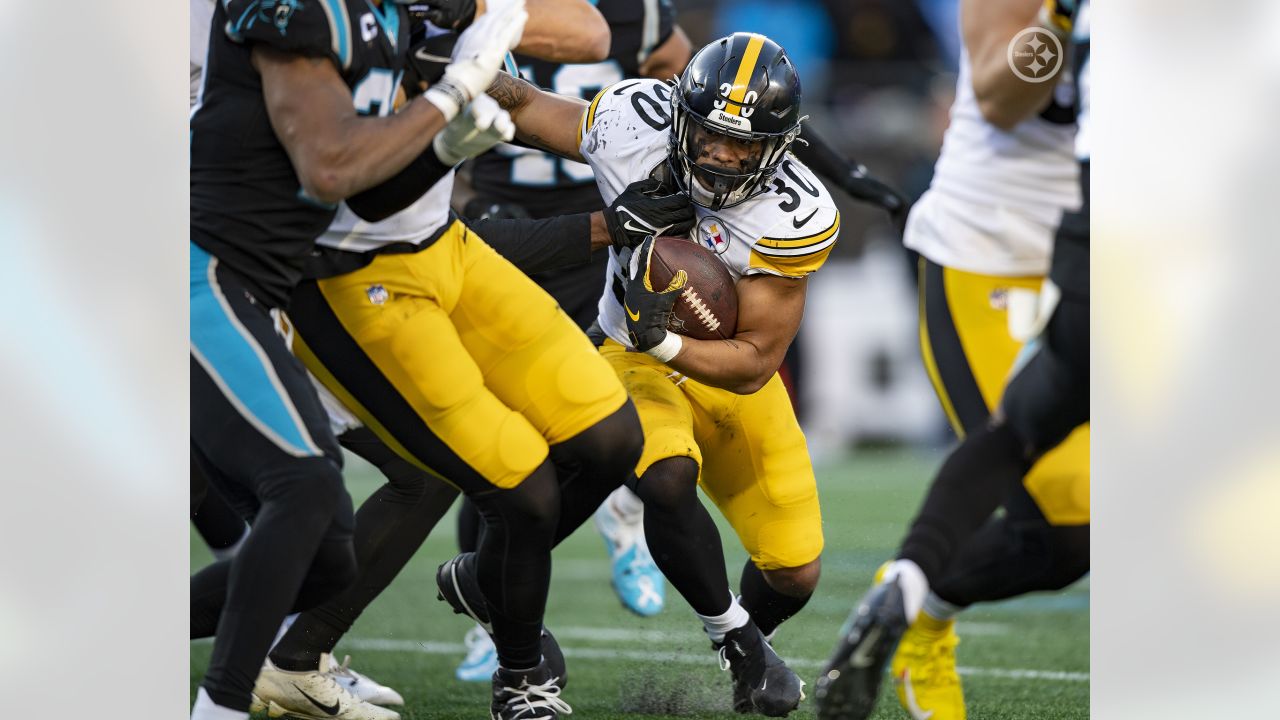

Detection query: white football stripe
(193, 633), (1085, 683)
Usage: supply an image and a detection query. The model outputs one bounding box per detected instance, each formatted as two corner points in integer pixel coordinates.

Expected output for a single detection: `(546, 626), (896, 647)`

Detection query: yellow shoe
(891, 615), (965, 720)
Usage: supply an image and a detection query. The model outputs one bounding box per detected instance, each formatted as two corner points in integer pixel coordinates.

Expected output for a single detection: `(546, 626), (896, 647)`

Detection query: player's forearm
(665, 336), (780, 395)
(487, 73), (587, 161)
(517, 0), (609, 62)
(304, 97), (449, 202)
(970, 56), (1058, 130)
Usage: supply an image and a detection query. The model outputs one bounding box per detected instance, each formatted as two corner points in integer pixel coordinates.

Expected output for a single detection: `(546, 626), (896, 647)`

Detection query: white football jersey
(904, 49), (1080, 276)
(316, 177), (455, 252)
(578, 79), (839, 348)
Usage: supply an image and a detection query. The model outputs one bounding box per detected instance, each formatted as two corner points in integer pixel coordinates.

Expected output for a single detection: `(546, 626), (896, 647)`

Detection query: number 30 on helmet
(668, 32), (804, 211)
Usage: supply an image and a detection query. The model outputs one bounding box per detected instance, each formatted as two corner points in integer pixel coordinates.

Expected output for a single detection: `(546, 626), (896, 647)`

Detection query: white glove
(432, 94), (515, 166)
(423, 0), (527, 121)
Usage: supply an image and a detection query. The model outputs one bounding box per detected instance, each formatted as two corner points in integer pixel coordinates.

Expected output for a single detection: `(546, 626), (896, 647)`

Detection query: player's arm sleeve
(223, 0), (346, 68)
(343, 149), (455, 222)
(747, 208), (841, 278)
(793, 130), (908, 215)
(467, 213), (593, 274)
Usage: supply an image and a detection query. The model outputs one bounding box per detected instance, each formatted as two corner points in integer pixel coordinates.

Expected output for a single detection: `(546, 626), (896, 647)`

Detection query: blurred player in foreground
(815, 3), (1091, 718)
(820, 0), (1090, 717)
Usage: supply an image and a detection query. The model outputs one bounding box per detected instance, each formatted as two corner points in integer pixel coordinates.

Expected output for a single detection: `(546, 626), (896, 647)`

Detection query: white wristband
(423, 79), (468, 123)
(645, 331), (683, 363)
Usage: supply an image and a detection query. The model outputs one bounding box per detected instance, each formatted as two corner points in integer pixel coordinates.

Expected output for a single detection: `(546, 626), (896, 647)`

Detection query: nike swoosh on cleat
(793, 209), (818, 228)
(849, 625), (883, 669)
(899, 670), (935, 720)
(294, 684), (342, 716)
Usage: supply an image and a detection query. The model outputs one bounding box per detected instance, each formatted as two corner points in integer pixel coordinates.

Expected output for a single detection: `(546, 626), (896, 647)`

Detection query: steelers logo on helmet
(668, 32), (805, 211)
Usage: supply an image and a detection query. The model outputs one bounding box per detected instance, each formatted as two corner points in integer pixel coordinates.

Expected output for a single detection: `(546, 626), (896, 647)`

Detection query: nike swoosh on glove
(603, 177), (696, 252)
(623, 235), (686, 353)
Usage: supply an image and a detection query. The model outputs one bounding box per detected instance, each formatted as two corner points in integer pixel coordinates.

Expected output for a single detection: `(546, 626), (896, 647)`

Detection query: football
(647, 236), (738, 341)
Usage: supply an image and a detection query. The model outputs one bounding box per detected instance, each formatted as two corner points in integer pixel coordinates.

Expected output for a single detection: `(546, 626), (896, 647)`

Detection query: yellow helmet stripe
(725, 34), (765, 117)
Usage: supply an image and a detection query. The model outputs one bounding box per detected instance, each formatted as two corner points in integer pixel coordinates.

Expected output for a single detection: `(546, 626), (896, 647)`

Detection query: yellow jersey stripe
(749, 242), (835, 277)
(757, 212), (840, 250)
(578, 83), (616, 146)
(725, 34), (765, 116)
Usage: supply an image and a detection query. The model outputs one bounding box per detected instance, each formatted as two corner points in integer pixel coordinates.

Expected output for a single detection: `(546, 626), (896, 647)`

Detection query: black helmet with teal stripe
(669, 32), (804, 210)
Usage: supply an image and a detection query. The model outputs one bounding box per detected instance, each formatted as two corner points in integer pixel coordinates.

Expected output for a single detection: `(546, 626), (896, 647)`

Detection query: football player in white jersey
(815, 3), (1091, 719)
(485, 32), (840, 716)
(878, 0), (1089, 718)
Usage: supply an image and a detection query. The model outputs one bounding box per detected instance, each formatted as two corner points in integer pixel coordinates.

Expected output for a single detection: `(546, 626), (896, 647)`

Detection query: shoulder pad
(224, 0), (349, 68)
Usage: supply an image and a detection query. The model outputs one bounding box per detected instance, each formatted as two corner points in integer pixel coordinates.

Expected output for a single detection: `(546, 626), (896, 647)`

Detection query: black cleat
(490, 660), (572, 720)
(437, 552), (492, 629)
(714, 620), (805, 717)
(437, 552), (568, 687)
(814, 579), (910, 720)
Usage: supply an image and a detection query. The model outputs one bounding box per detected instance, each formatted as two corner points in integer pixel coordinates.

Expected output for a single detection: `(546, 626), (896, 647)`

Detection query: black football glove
(623, 236), (687, 353)
(410, 0), (477, 31)
(603, 178), (696, 253)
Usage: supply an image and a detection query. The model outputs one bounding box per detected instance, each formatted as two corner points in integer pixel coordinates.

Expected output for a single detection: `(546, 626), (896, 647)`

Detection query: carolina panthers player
(188, 0), (525, 716)
(815, 4), (1091, 718)
(485, 33), (838, 716)
(450, 0), (693, 679)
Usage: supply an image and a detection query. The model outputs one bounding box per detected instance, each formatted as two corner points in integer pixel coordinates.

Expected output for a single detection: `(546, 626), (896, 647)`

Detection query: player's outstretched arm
(420, 0), (608, 62)
(519, 0), (609, 62)
(663, 274), (807, 394)
(256, 0), (526, 203)
(965, 0), (1068, 130)
(486, 72), (589, 162)
(255, 46), (450, 203)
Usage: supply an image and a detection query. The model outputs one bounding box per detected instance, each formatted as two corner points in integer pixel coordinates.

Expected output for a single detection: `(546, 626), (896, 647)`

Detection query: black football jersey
(468, 0), (677, 218)
(191, 0), (409, 307)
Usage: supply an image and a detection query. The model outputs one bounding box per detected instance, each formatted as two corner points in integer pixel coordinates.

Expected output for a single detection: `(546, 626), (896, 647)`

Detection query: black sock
(899, 422), (1031, 583)
(271, 427), (459, 671)
(472, 463), (560, 670)
(931, 485), (1089, 606)
(738, 560), (811, 638)
(549, 402), (642, 547)
(634, 457), (731, 617)
(457, 498), (483, 553)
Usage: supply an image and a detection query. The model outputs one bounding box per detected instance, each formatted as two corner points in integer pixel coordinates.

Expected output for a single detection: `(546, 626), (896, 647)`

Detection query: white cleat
(593, 488), (666, 617)
(325, 653), (405, 707)
(253, 655), (400, 720)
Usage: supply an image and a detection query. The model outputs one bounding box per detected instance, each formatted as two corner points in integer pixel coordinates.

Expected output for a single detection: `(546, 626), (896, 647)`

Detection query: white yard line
(320, 636), (1088, 683)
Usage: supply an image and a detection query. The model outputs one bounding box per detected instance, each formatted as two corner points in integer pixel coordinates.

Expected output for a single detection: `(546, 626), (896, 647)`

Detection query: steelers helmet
(669, 32), (804, 210)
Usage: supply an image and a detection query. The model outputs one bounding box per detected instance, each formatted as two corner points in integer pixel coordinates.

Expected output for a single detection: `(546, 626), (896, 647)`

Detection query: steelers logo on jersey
(697, 215), (731, 256)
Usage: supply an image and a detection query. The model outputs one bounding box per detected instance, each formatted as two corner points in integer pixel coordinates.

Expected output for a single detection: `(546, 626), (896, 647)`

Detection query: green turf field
(191, 447), (1089, 719)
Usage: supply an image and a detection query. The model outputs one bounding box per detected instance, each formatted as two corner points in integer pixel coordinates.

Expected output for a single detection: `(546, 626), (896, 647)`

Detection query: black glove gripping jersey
(469, 0), (677, 218)
(191, 0), (409, 307)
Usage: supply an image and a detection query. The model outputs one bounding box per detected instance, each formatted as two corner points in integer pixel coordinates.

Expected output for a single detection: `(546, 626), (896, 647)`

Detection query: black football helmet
(669, 33), (804, 210)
